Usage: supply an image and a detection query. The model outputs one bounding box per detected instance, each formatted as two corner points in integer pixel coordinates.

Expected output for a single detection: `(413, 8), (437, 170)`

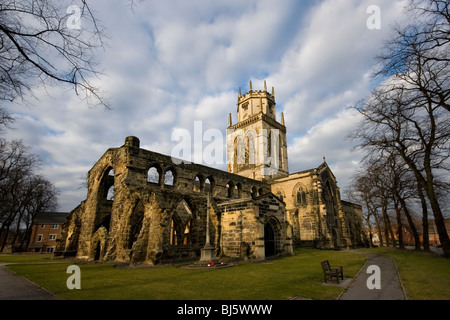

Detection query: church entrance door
(264, 223), (275, 257)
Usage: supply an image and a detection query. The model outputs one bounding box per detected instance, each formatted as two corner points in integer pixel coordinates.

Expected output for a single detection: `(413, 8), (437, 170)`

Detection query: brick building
(28, 212), (69, 253)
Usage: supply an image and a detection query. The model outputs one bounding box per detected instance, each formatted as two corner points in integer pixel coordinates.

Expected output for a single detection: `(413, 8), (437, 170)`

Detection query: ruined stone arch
(93, 165), (114, 234)
(126, 199), (145, 250)
(167, 199), (194, 246)
(90, 226), (108, 261)
(97, 166), (114, 200)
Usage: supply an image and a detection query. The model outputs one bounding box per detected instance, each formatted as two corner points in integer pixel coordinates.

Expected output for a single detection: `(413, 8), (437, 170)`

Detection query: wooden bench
(321, 260), (344, 284)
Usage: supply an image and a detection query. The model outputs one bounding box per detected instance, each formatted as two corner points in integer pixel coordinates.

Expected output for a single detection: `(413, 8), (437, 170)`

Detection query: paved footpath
(0, 263), (61, 300)
(339, 253), (407, 300)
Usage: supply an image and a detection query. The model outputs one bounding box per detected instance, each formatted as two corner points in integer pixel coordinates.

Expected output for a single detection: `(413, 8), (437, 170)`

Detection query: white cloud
(2, 0), (409, 211)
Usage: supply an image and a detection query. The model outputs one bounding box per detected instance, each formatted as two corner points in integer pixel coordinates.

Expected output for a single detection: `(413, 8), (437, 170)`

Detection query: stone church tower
(227, 81), (289, 181)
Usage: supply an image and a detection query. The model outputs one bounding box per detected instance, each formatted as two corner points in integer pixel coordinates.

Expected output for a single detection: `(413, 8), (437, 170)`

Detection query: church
(56, 82), (367, 264)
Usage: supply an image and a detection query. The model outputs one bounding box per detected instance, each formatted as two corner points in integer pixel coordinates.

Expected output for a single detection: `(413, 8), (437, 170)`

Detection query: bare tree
(0, 139), (58, 252)
(350, 79), (450, 257)
(0, 0), (108, 110)
(376, 0), (450, 113)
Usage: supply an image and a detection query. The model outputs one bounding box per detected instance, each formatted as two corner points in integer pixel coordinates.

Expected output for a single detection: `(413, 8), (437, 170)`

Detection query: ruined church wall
(58, 137), (271, 264)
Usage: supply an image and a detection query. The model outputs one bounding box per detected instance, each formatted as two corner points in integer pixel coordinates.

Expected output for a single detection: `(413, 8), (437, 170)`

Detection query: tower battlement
(236, 80), (277, 123)
(238, 80), (275, 103)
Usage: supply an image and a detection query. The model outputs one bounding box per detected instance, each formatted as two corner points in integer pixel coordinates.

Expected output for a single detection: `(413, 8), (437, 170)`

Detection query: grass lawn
(1, 248), (365, 300)
(361, 247), (450, 300)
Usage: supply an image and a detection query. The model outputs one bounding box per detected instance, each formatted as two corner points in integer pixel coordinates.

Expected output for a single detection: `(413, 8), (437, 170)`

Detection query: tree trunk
(417, 185), (430, 252)
(374, 211), (383, 247)
(394, 202), (404, 249)
(399, 197), (421, 251)
(426, 186), (450, 258)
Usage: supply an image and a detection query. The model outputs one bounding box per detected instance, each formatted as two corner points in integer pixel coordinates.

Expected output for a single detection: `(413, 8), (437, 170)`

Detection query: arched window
(245, 130), (257, 165)
(169, 219), (178, 245)
(235, 183), (242, 198)
(164, 169), (175, 186)
(293, 183), (308, 207)
(205, 176), (214, 194)
(245, 136), (249, 165)
(147, 166), (160, 184)
(183, 220), (191, 245)
(193, 175), (202, 193)
(227, 181), (234, 198)
(234, 136), (245, 169)
(296, 189), (307, 206)
(251, 186), (258, 197)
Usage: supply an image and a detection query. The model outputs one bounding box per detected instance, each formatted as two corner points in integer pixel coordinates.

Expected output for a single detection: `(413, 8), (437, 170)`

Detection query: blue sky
(3, 0), (409, 211)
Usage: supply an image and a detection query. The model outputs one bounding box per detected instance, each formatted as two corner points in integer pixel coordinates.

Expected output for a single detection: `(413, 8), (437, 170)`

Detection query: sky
(3, 0), (411, 212)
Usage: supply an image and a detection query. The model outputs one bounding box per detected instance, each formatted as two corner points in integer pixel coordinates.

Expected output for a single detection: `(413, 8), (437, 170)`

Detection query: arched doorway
(94, 241), (101, 261)
(264, 223), (275, 257)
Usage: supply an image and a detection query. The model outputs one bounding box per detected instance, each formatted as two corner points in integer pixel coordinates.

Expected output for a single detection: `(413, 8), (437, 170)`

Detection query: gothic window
(164, 169), (175, 186)
(245, 136), (249, 165)
(279, 136), (283, 168)
(245, 130), (257, 165)
(251, 186), (257, 197)
(267, 130), (272, 157)
(294, 185), (308, 206)
(169, 219), (178, 245)
(147, 166), (160, 184)
(227, 181), (234, 198)
(205, 176), (214, 194)
(193, 175), (203, 193)
(234, 136), (245, 168)
(235, 183), (242, 198)
(183, 220), (191, 245)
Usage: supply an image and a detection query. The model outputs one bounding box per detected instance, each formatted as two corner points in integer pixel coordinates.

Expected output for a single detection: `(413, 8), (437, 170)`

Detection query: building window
(295, 186), (308, 207)
(38, 235), (43, 242)
(227, 182), (234, 198)
(51, 224), (58, 229)
(49, 234), (57, 240)
(193, 175), (203, 193)
(164, 169), (175, 187)
(147, 166), (160, 184)
(40, 224), (45, 229)
(46, 247), (54, 253)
